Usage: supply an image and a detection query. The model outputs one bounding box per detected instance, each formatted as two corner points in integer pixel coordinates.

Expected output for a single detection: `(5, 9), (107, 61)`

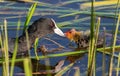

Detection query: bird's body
(65, 29), (103, 48)
(1, 18), (65, 56)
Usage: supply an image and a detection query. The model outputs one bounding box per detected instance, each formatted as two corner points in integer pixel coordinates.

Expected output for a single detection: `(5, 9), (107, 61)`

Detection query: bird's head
(65, 28), (81, 41)
(27, 18), (65, 37)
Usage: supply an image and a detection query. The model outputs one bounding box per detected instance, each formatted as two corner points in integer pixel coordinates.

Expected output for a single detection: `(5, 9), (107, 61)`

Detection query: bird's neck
(72, 32), (81, 42)
(18, 33), (38, 45)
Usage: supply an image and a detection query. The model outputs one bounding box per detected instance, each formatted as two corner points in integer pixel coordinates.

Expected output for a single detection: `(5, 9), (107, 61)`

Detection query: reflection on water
(66, 48), (86, 63)
(12, 47), (86, 76)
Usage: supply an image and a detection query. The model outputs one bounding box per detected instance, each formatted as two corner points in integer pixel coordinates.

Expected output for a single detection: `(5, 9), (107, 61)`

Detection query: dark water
(0, 0), (120, 76)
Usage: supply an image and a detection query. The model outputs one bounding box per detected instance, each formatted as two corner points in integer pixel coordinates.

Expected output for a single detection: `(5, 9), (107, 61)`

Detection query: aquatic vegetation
(0, 0), (120, 76)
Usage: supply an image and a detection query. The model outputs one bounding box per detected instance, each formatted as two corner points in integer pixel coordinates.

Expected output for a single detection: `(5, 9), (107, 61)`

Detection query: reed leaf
(94, 5), (117, 11)
(108, 0), (120, 75)
(87, 0), (95, 76)
(57, 17), (90, 27)
(93, 17), (101, 76)
(44, 58), (51, 76)
(34, 38), (39, 60)
(23, 2), (37, 59)
(13, 3), (38, 76)
(59, 11), (117, 18)
(3, 22), (117, 27)
(0, 4), (78, 13)
(102, 27), (107, 76)
(0, 25), (5, 76)
(0, 51), (88, 63)
(23, 3), (37, 55)
(74, 67), (80, 76)
(3, 19), (9, 76)
(109, 14), (120, 76)
(23, 58), (32, 76)
(0, 45), (119, 64)
(80, 1), (119, 9)
(23, 3), (37, 32)
(0, 12), (60, 20)
(0, 45), (119, 63)
(0, 25), (4, 58)
(0, 8), (77, 14)
(116, 53), (120, 76)
(55, 63), (74, 76)
(10, 18), (21, 76)
(56, 0), (88, 6)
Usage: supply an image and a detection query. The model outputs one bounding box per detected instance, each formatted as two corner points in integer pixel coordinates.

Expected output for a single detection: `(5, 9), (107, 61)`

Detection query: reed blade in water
(80, 1), (119, 10)
(74, 67), (81, 76)
(23, 58), (33, 76)
(23, 3), (37, 32)
(34, 38), (39, 60)
(93, 17), (101, 76)
(102, 27), (107, 76)
(87, 0), (96, 76)
(109, 0), (120, 75)
(116, 52), (120, 76)
(3, 19), (9, 76)
(10, 18), (21, 76)
(109, 14), (120, 76)
(55, 63), (74, 76)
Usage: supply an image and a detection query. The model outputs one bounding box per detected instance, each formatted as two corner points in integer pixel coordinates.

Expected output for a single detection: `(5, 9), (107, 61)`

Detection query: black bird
(2, 18), (65, 56)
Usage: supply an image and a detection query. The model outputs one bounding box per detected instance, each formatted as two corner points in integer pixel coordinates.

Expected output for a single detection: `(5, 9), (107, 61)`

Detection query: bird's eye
(50, 21), (55, 28)
(49, 24), (54, 29)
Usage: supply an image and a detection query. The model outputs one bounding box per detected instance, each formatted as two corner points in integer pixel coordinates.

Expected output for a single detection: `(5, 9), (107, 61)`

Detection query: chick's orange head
(65, 29), (77, 41)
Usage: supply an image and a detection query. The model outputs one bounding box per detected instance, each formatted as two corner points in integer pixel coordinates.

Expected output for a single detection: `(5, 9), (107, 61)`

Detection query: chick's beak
(51, 19), (65, 37)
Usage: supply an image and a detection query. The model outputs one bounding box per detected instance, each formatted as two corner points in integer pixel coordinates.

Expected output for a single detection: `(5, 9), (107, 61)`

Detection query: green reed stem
(93, 17), (101, 76)
(0, 25), (5, 76)
(102, 27), (106, 76)
(3, 19), (9, 76)
(0, 45), (119, 63)
(116, 53), (120, 76)
(34, 38), (39, 60)
(109, 14), (120, 76)
(23, 58), (32, 76)
(88, 17), (101, 76)
(0, 25), (4, 58)
(74, 67), (80, 76)
(23, 3), (37, 32)
(55, 63), (74, 76)
(0, 50), (87, 63)
(24, 3), (37, 76)
(88, 0), (96, 76)
(10, 18), (21, 76)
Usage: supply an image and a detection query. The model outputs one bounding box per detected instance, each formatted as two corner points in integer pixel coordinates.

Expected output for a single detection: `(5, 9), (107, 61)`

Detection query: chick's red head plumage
(65, 29), (77, 41)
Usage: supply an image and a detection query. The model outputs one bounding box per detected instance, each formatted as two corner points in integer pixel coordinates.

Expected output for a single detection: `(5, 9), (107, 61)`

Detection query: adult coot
(5, 18), (65, 56)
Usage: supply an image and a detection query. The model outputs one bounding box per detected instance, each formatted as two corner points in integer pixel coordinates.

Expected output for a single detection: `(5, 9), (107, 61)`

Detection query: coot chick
(6, 18), (65, 56)
(65, 29), (103, 48)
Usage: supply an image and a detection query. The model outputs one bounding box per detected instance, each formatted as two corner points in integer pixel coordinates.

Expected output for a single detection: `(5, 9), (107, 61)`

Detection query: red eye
(69, 31), (71, 33)
(50, 19), (55, 28)
(66, 30), (72, 34)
